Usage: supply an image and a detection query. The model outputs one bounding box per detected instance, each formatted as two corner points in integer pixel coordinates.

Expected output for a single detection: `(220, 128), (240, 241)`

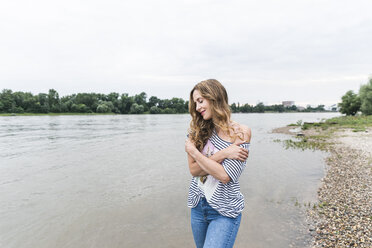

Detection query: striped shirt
(187, 129), (250, 218)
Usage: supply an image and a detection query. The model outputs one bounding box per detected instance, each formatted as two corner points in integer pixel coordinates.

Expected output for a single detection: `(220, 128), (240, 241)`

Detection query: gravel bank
(274, 126), (372, 247)
(307, 129), (372, 248)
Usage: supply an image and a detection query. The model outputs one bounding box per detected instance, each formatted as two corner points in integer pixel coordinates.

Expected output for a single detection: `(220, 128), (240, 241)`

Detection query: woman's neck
(215, 121), (234, 135)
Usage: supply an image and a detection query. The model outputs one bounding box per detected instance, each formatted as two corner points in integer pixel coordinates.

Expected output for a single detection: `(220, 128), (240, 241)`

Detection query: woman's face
(193, 90), (212, 120)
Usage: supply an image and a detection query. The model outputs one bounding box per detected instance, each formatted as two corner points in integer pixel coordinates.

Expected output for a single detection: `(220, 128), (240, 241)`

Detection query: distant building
(282, 101), (295, 107)
(325, 104), (340, 112)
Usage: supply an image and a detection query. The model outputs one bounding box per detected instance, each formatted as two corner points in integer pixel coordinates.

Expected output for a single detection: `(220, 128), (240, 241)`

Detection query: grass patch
(279, 116), (372, 152)
(298, 115), (372, 131)
(318, 201), (328, 208)
(352, 128), (366, 132)
(321, 115), (372, 128)
(288, 120), (303, 127)
(284, 138), (332, 151)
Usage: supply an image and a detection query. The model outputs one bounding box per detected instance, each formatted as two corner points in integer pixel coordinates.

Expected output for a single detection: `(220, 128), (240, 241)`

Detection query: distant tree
(269, 104), (284, 113)
(253, 102), (265, 113)
(230, 103), (238, 113)
(287, 105), (297, 111)
(48, 89), (60, 112)
(0, 89), (14, 112)
(8, 91), (25, 113)
(75, 93), (99, 112)
(150, 106), (161, 114)
(158, 99), (171, 109)
(96, 101), (114, 113)
(240, 103), (253, 113)
(119, 93), (134, 114)
(359, 78), (372, 115)
(96, 104), (111, 113)
(23, 93), (39, 112)
(134, 92), (148, 111)
(107, 92), (120, 113)
(185, 100), (189, 113)
(315, 105), (325, 111)
(38, 93), (50, 113)
(338, 90), (361, 116)
(61, 95), (75, 112)
(130, 103), (144, 114)
(170, 97), (187, 113)
(71, 103), (90, 113)
(60, 102), (70, 112)
(162, 108), (176, 114)
(148, 96), (160, 108)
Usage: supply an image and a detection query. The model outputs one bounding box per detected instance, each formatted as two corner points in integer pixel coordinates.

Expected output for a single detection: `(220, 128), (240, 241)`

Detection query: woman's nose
(196, 104), (201, 112)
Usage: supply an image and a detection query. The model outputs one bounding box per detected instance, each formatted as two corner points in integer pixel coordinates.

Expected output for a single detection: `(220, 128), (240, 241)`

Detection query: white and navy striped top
(187, 129), (250, 218)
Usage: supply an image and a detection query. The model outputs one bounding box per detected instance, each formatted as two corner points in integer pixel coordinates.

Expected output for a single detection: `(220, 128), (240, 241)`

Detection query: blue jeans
(191, 197), (242, 248)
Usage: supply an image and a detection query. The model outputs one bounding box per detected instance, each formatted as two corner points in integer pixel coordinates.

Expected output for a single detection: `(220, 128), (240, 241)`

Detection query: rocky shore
(274, 126), (372, 247)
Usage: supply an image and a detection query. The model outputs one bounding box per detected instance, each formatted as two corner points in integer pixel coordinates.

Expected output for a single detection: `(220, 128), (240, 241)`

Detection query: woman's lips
(200, 110), (205, 116)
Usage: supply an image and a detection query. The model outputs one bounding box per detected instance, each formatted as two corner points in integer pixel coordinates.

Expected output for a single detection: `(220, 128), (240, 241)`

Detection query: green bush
(338, 90), (361, 116)
(149, 106), (161, 114)
(130, 103), (144, 114)
(359, 78), (372, 115)
(161, 108), (176, 114)
(96, 104), (111, 113)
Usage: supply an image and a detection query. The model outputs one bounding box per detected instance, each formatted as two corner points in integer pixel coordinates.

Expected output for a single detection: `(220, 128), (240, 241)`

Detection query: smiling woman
(193, 90), (212, 120)
(185, 79), (251, 248)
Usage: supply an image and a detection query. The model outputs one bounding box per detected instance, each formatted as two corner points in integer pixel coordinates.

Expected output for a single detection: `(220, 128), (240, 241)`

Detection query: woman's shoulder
(231, 122), (251, 143)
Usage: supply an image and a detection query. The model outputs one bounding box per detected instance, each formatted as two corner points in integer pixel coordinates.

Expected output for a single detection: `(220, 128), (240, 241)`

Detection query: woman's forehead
(192, 90), (203, 101)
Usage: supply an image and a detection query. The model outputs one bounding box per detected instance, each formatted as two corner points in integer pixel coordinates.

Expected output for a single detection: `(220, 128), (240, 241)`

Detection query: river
(0, 112), (340, 248)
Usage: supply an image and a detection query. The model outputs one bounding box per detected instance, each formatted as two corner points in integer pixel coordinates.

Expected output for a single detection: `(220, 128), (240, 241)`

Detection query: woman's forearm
(188, 150), (226, 176)
(209, 150), (226, 163)
(188, 148), (230, 184)
(189, 161), (208, 176)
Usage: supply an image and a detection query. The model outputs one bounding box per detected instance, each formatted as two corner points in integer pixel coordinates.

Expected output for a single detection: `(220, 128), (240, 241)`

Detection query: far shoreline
(0, 111), (338, 117)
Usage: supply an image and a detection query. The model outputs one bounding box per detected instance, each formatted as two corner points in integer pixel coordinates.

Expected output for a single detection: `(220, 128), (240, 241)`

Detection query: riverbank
(273, 116), (372, 247)
(0, 111), (337, 117)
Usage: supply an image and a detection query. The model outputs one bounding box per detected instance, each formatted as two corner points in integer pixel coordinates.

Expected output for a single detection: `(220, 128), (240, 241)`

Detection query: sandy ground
(335, 128), (372, 158)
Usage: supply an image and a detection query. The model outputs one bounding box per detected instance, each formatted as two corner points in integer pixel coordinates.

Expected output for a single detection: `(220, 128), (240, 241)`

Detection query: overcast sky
(1, 0), (371, 106)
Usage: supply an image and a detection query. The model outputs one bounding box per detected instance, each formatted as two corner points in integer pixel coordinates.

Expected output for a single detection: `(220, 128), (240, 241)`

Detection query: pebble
(306, 135), (372, 248)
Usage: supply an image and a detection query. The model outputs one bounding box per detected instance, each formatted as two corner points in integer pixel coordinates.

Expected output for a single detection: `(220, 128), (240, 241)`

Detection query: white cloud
(0, 0), (371, 106)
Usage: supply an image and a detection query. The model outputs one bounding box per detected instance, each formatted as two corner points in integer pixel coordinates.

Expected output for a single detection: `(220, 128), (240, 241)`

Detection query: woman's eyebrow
(194, 97), (202, 102)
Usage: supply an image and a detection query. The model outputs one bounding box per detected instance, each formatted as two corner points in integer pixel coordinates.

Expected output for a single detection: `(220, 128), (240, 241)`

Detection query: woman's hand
(223, 144), (249, 161)
(185, 138), (197, 155)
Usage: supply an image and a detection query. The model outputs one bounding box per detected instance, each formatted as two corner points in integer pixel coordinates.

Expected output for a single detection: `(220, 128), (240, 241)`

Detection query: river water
(0, 112), (340, 248)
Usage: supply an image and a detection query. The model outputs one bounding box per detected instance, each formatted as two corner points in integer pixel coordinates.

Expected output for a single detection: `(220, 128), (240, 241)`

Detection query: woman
(185, 79), (251, 248)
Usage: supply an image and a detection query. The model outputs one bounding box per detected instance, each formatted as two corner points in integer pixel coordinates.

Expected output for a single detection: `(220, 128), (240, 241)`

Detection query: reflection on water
(0, 113), (340, 248)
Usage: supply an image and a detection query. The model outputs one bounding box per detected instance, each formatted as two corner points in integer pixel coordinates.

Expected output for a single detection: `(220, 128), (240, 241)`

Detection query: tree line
(230, 102), (326, 113)
(0, 90), (188, 114)
(339, 78), (372, 116)
(0, 89), (329, 114)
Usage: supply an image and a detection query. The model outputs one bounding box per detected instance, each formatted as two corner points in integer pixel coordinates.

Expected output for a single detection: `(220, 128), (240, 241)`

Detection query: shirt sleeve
(221, 143), (250, 183)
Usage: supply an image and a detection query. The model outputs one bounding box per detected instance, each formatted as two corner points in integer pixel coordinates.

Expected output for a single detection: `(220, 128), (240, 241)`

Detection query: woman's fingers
(238, 155), (247, 161)
(226, 144), (249, 160)
(239, 148), (248, 156)
(185, 138), (194, 153)
(238, 149), (249, 161)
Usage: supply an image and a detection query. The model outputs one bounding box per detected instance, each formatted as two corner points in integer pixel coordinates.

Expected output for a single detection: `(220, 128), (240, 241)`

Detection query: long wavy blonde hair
(189, 79), (239, 151)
